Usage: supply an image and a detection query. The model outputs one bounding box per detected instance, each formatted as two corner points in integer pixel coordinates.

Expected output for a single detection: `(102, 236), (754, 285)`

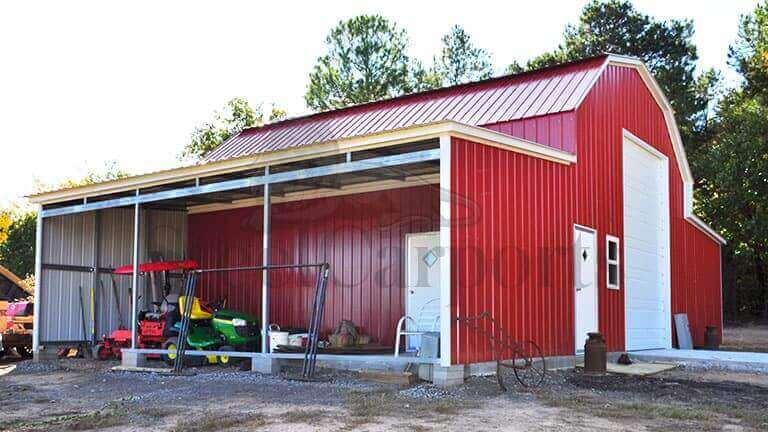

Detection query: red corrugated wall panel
(578, 65), (723, 349)
(451, 137), (577, 364)
(187, 185), (439, 345)
(451, 64), (722, 364)
(484, 112), (577, 153)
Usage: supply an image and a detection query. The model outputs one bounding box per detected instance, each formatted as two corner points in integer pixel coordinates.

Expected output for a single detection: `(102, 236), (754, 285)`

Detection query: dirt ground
(1, 356), (767, 432)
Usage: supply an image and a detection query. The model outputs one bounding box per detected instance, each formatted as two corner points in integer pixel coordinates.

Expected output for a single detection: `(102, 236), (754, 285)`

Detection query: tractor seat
(178, 296), (213, 320)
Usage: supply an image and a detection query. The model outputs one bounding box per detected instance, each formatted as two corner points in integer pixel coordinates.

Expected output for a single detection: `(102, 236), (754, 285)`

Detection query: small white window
(606, 235), (620, 289)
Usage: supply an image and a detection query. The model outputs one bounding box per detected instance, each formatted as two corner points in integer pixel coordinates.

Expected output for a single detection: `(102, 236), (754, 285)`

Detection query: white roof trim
(28, 120), (575, 205)
(600, 55), (725, 245)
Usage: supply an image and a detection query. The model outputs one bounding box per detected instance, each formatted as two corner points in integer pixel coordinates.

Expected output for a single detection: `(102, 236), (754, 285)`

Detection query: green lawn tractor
(162, 296), (259, 367)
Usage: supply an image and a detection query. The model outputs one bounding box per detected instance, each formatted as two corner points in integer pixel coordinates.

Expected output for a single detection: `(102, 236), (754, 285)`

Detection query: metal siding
(204, 58), (606, 162)
(40, 212), (96, 342)
(450, 64), (721, 364)
(451, 138), (576, 364)
(40, 209), (188, 342)
(95, 208), (135, 335)
(187, 186), (439, 345)
(484, 112), (577, 152)
(575, 65), (722, 352)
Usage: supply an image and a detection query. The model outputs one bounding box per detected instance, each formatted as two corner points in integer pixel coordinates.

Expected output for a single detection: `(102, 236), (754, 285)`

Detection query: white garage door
(623, 135), (671, 351)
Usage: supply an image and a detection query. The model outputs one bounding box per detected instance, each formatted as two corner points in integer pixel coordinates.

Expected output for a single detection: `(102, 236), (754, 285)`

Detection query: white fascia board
(29, 120), (575, 206)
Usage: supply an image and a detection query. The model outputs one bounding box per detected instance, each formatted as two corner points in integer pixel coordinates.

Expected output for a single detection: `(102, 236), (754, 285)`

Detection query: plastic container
(268, 324), (289, 352)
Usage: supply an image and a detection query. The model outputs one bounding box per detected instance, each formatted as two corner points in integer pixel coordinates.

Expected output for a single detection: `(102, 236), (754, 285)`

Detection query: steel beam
(40, 148), (440, 218)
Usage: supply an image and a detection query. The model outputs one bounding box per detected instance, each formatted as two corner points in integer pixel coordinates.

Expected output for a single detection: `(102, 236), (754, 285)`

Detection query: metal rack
(172, 263), (331, 379)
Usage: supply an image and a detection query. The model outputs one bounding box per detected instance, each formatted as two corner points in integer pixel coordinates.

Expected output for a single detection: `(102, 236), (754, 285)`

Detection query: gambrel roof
(204, 56), (607, 162)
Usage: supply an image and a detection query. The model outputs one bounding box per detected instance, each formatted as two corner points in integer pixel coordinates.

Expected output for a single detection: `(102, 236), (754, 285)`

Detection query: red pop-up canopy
(113, 260), (198, 275)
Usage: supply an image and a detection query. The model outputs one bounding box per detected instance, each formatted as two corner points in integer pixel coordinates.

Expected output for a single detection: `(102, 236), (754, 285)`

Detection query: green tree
(695, 92), (768, 319)
(33, 161), (131, 194)
(183, 98), (286, 160)
(433, 25), (493, 86)
(730, 1), (768, 100)
(305, 15), (422, 110)
(0, 211), (11, 244)
(515, 0), (716, 152)
(696, 2), (768, 320)
(0, 212), (36, 279)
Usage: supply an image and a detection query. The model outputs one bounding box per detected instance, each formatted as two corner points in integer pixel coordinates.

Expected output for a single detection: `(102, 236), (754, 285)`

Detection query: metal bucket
(268, 324), (289, 352)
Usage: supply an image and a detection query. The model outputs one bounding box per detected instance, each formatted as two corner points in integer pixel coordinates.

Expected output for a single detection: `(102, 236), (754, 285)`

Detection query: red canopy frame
(113, 260), (198, 275)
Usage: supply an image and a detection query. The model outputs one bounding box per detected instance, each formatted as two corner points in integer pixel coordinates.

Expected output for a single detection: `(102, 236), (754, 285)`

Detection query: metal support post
(261, 170), (271, 353)
(130, 197), (141, 349)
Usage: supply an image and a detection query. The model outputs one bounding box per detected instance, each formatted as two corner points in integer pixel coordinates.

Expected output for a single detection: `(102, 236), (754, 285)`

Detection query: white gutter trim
(686, 214), (727, 245)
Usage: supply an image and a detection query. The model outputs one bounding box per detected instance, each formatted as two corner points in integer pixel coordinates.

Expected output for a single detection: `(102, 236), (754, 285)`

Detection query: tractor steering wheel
(203, 298), (227, 312)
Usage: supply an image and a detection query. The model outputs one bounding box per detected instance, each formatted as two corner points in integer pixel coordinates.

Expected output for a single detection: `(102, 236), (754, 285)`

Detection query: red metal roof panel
(205, 56), (607, 162)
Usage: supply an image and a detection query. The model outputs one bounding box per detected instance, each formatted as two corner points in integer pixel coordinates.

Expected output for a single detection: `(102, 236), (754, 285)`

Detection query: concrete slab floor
(630, 348), (768, 372)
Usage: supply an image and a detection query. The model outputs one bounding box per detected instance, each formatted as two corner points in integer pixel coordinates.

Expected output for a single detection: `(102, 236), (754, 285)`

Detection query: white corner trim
(32, 211), (43, 352)
(439, 134), (452, 367)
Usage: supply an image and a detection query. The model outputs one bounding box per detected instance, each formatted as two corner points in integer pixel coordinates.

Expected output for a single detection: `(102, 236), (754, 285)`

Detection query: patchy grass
(343, 388), (479, 430)
(345, 390), (399, 420)
(394, 423), (432, 432)
(703, 404), (768, 430)
(135, 406), (173, 419)
(0, 406), (130, 432)
(171, 411), (267, 432)
(278, 409), (330, 425)
(542, 393), (713, 421)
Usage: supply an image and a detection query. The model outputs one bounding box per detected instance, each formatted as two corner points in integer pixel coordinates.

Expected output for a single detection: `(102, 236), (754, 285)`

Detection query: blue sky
(0, 0), (758, 207)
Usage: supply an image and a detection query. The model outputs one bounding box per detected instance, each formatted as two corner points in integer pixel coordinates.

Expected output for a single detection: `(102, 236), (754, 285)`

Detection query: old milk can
(584, 332), (607, 374)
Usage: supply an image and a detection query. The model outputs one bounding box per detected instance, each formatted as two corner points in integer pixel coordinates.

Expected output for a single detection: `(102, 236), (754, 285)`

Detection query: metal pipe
(32, 211), (43, 353)
(194, 263), (326, 273)
(130, 199), (141, 349)
(261, 171), (270, 354)
(91, 210), (100, 344)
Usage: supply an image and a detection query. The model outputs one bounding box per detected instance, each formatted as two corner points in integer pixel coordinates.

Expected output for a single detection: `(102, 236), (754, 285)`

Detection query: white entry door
(623, 135), (671, 350)
(405, 232), (441, 351)
(574, 226), (598, 352)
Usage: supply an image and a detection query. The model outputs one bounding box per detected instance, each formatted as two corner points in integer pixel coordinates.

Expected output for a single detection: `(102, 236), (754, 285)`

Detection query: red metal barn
(30, 54), (723, 385)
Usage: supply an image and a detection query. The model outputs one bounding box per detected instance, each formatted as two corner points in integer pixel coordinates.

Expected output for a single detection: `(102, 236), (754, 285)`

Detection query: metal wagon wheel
(512, 340), (546, 388)
(496, 340), (546, 390)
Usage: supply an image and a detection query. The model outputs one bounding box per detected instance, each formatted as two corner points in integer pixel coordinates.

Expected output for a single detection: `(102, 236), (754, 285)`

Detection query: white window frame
(606, 235), (620, 290)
